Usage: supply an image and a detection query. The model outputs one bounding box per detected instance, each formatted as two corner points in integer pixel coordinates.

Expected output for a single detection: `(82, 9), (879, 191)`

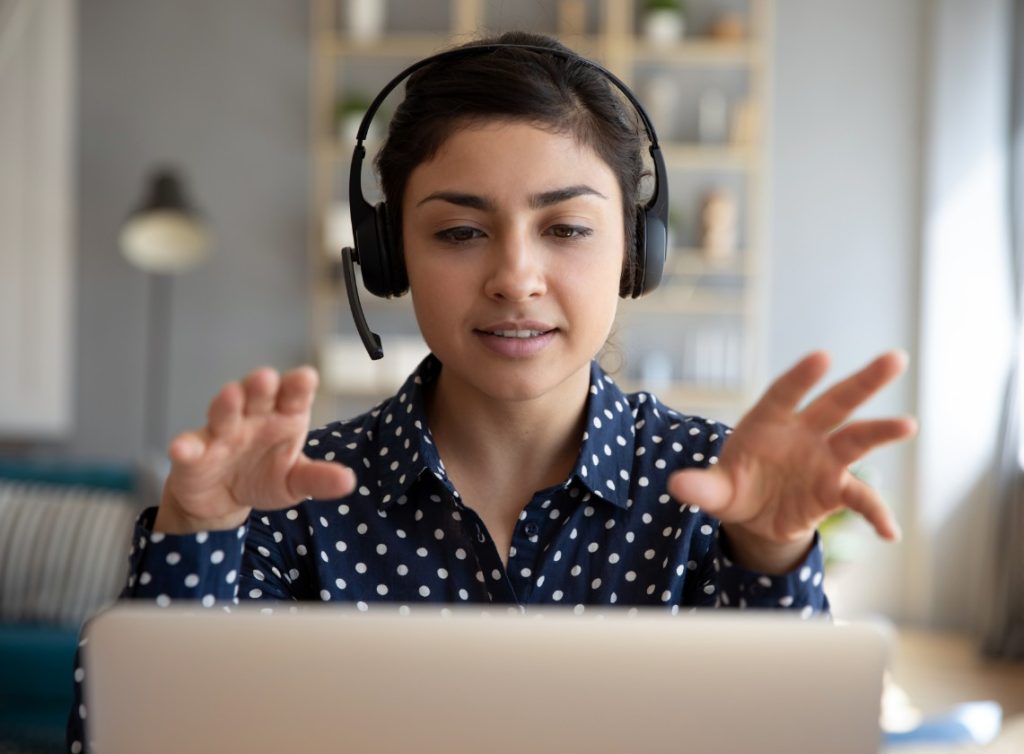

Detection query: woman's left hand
(667, 350), (917, 574)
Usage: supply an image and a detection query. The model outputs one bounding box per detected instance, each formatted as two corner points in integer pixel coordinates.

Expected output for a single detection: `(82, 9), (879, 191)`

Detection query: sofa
(0, 459), (143, 753)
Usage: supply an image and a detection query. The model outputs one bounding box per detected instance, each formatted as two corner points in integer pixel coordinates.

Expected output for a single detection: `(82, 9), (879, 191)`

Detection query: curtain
(983, 0), (1024, 660)
(0, 0), (76, 436)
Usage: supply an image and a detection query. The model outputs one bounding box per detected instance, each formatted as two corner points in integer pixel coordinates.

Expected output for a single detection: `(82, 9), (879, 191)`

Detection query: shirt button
(524, 522), (539, 537)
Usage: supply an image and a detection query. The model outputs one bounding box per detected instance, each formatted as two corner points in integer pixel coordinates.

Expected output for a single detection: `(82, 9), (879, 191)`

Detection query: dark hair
(375, 30), (646, 293)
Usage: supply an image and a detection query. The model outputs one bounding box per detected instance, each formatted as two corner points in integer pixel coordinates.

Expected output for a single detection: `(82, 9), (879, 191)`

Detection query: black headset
(341, 43), (669, 360)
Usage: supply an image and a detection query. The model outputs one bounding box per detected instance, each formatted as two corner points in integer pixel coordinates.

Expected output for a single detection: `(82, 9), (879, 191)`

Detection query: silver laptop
(83, 605), (890, 754)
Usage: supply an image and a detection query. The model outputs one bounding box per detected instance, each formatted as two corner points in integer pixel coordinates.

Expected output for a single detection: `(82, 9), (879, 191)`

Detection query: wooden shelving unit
(309, 0), (774, 425)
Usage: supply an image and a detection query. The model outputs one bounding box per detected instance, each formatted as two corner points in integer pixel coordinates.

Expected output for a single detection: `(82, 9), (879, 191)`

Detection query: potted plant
(335, 93), (374, 144)
(642, 0), (687, 45)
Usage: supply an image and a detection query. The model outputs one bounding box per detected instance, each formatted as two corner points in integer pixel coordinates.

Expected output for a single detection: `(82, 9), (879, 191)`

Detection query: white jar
(345, 0), (386, 41)
(643, 10), (685, 46)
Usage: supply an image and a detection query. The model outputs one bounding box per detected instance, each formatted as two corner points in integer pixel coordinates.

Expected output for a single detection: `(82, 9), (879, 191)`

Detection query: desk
(882, 628), (1024, 753)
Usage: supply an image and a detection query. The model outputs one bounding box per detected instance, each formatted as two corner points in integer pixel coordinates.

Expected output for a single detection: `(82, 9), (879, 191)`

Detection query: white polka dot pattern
(67, 354), (828, 750)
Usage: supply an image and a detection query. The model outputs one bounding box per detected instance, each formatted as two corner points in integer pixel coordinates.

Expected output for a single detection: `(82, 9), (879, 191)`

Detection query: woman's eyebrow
(416, 191), (494, 210)
(415, 185), (606, 211)
(529, 184), (606, 209)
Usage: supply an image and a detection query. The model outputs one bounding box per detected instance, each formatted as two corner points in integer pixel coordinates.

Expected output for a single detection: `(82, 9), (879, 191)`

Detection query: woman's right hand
(153, 366), (356, 534)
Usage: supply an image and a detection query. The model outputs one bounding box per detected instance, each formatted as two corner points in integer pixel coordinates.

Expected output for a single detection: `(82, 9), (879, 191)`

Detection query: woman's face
(402, 119), (625, 404)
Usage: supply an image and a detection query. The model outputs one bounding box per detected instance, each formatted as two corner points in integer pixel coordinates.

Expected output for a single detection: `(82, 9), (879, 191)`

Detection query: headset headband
(350, 43), (666, 215)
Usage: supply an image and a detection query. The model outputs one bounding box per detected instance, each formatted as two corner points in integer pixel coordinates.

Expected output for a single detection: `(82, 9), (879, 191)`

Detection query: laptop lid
(83, 605), (890, 754)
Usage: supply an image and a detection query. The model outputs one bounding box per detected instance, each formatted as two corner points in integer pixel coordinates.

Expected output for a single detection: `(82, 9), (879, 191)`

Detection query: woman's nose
(482, 230), (547, 302)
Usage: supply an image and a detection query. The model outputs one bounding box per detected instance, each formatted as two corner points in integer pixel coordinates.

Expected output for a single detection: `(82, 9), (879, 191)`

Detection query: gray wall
(69, 0), (311, 461)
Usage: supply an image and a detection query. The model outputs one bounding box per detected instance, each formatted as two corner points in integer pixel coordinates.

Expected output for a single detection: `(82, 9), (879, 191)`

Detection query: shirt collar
(569, 360), (637, 510)
(372, 355), (636, 512)
(373, 354), (448, 511)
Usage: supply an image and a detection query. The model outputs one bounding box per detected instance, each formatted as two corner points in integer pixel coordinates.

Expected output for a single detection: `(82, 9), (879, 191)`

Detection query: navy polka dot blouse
(66, 354), (828, 752)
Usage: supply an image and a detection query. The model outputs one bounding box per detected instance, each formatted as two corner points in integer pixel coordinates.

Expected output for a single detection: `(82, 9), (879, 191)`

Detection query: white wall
(914, 0), (1014, 631)
(0, 0), (75, 437)
(769, 0), (926, 620)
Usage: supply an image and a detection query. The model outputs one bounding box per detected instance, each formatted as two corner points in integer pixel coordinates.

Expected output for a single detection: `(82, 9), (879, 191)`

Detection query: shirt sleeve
(700, 524), (830, 616)
(118, 507), (247, 604)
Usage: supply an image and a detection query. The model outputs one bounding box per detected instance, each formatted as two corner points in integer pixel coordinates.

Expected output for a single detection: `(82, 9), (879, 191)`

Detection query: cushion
(0, 479), (138, 627)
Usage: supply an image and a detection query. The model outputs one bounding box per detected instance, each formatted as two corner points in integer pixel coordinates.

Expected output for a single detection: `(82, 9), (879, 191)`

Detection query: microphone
(341, 246), (384, 360)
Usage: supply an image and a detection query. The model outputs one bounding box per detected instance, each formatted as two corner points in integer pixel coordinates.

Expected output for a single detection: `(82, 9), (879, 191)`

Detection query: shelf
(613, 381), (748, 411)
(632, 39), (759, 67)
(620, 287), (745, 315)
(660, 142), (758, 171)
(328, 34), (757, 67)
(330, 32), (454, 58)
(668, 250), (752, 277)
(325, 140), (381, 163)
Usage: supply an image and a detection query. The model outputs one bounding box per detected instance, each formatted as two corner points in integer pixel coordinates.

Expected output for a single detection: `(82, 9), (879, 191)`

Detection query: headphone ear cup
(639, 206), (667, 296)
(375, 203), (408, 297)
(618, 212), (643, 297)
(353, 204), (387, 297)
(621, 210), (648, 298)
(354, 202), (408, 298)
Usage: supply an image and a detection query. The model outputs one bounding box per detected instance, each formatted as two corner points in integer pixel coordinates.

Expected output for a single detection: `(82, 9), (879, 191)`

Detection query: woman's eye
(547, 225), (593, 240)
(435, 226), (484, 244)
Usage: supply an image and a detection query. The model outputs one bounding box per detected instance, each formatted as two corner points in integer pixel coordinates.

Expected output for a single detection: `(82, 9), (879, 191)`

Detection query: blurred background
(1, 0), (1023, 750)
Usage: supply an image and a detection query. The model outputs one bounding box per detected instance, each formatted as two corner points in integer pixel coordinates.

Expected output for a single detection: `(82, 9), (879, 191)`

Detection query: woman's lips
(477, 319), (557, 334)
(473, 328), (558, 357)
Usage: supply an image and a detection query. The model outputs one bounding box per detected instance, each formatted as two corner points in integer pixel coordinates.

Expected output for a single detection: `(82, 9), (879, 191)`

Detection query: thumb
(286, 458), (357, 502)
(667, 467), (734, 515)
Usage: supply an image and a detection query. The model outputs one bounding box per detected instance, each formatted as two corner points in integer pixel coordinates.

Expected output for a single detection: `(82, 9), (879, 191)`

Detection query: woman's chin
(436, 356), (592, 406)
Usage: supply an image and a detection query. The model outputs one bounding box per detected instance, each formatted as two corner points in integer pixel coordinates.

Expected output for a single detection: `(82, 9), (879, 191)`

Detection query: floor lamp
(119, 168), (210, 478)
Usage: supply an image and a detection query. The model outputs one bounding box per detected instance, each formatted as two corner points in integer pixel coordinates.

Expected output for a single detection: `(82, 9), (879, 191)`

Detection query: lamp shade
(119, 169), (210, 274)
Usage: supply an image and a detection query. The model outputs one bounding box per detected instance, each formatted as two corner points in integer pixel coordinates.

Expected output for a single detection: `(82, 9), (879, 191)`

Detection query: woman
(67, 30), (914, 752)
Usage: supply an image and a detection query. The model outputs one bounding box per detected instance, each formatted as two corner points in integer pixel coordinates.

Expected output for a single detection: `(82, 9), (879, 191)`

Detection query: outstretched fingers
(800, 350), (908, 432)
(242, 367), (280, 417)
(275, 366), (319, 415)
(829, 416), (918, 466)
(207, 380), (244, 438)
(168, 429), (208, 464)
(840, 474), (902, 541)
(744, 351), (831, 424)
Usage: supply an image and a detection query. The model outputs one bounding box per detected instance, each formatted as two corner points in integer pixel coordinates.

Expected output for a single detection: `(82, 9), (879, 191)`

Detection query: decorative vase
(642, 10), (685, 46)
(345, 0), (386, 41)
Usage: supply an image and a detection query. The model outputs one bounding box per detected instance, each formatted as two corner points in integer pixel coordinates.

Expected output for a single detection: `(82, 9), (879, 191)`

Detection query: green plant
(818, 508), (857, 569)
(644, 0), (686, 13)
(334, 93), (373, 125)
(818, 464), (888, 568)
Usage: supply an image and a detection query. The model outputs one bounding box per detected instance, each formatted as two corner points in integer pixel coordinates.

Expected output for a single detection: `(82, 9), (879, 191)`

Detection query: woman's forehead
(406, 120), (619, 202)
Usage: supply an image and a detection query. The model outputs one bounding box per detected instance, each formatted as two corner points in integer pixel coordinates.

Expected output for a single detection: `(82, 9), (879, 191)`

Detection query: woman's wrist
(153, 489), (251, 535)
(719, 523), (815, 576)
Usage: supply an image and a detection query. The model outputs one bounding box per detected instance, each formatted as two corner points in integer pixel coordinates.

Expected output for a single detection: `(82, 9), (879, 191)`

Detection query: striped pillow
(0, 481), (138, 627)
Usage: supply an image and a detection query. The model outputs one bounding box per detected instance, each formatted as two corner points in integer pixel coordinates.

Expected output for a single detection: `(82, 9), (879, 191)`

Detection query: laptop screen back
(83, 606), (889, 754)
